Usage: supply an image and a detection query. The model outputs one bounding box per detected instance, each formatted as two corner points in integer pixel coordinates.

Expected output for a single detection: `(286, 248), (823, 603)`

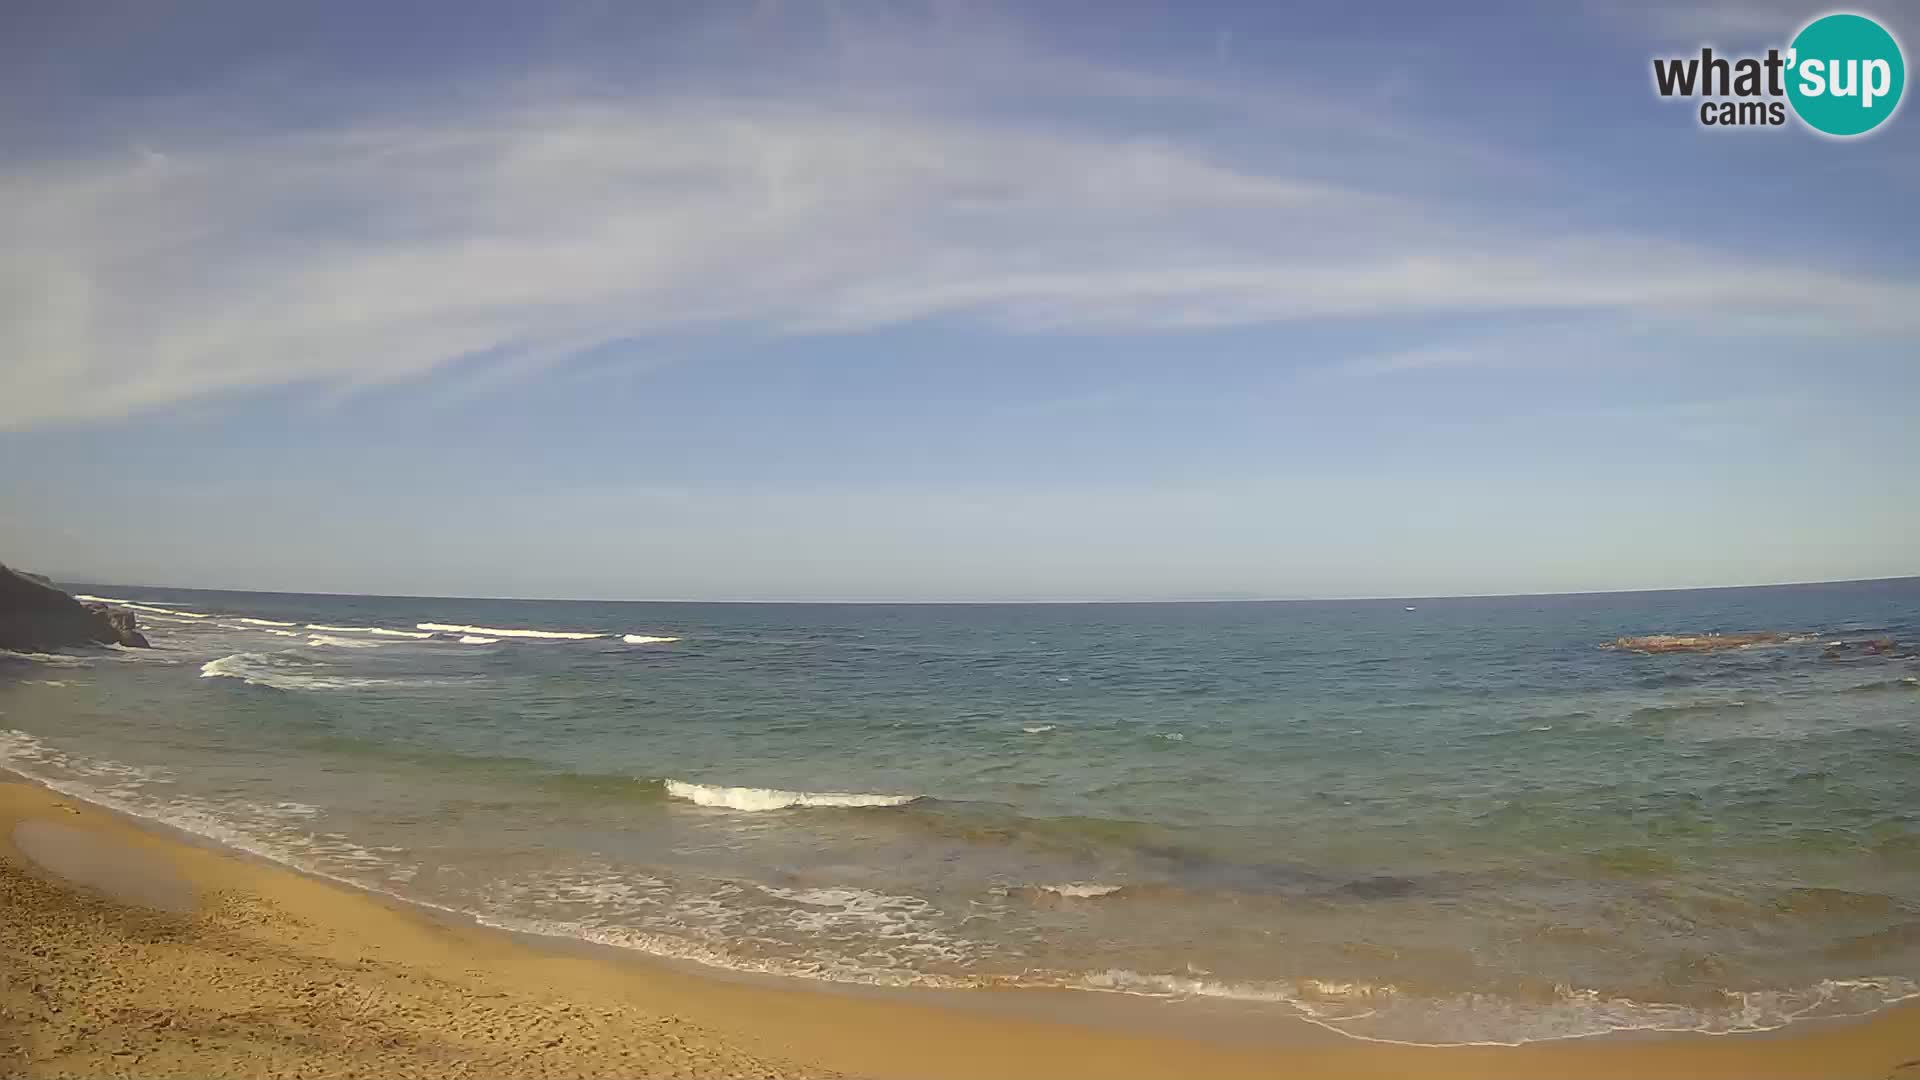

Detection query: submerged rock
(1338, 875), (1420, 899)
(1606, 632), (1795, 654)
(0, 563), (149, 651)
(1822, 638), (1908, 660)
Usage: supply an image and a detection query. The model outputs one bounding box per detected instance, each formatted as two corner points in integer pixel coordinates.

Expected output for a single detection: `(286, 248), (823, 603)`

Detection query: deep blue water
(4, 578), (1918, 1043)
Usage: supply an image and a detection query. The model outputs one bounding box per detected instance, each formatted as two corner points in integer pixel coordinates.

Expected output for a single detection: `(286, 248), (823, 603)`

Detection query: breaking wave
(418, 622), (606, 640)
(238, 617), (297, 627)
(1038, 882), (1123, 898)
(458, 635), (499, 645)
(120, 603), (209, 619)
(622, 634), (679, 645)
(306, 634), (381, 649)
(301, 625), (433, 639)
(199, 652), (397, 691)
(663, 779), (918, 812)
(0, 650), (94, 667)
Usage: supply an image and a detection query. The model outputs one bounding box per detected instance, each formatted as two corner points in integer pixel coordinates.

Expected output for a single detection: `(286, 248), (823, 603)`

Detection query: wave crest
(306, 634), (381, 649)
(199, 652), (393, 691)
(663, 779), (917, 812)
(418, 622), (605, 640)
(622, 634), (679, 645)
(0, 650), (94, 667)
(1038, 882), (1123, 898)
(120, 603), (209, 619)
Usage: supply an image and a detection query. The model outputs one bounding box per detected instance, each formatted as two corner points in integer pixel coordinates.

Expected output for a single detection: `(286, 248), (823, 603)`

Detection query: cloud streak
(3, 20), (1916, 430)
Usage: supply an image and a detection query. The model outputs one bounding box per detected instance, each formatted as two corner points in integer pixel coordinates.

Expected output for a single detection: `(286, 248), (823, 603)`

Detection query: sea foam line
(1072, 969), (1920, 1047)
(663, 780), (917, 812)
(623, 634), (680, 645)
(418, 622), (606, 640)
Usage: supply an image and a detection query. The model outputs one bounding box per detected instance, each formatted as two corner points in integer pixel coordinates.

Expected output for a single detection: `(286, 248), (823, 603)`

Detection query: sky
(1, 0), (1916, 602)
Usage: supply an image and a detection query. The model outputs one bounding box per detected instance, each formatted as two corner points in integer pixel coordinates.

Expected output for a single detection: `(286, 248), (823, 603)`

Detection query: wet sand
(3, 777), (1917, 1079)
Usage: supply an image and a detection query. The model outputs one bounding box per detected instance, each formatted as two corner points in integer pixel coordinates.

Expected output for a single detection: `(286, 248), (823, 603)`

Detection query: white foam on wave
(263, 629), (299, 637)
(418, 622), (606, 640)
(1021, 724), (1058, 734)
(0, 730), (420, 897)
(119, 603), (209, 619)
(302, 624), (434, 638)
(0, 650), (93, 668)
(0, 728), (175, 794)
(458, 635), (499, 645)
(238, 617), (297, 627)
(622, 634), (680, 645)
(73, 594), (129, 604)
(104, 644), (185, 664)
(199, 652), (389, 691)
(306, 634), (381, 649)
(664, 779), (917, 812)
(1073, 969), (1920, 1047)
(1039, 882), (1122, 898)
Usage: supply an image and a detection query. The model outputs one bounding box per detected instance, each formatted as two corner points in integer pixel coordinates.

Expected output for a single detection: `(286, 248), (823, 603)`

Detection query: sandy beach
(2, 777), (1916, 1079)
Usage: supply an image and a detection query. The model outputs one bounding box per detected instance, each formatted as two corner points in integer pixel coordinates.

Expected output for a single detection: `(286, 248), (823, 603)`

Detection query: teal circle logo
(1787, 13), (1905, 136)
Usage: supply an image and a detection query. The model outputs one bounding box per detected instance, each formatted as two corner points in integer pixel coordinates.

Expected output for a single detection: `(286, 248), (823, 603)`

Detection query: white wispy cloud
(2, 14), (1915, 429)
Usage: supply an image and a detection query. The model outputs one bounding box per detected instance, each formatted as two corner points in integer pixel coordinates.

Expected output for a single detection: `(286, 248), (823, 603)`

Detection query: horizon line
(47, 572), (1920, 608)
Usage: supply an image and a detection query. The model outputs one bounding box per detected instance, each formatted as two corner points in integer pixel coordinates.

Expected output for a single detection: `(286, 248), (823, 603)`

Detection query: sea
(3, 578), (1918, 1045)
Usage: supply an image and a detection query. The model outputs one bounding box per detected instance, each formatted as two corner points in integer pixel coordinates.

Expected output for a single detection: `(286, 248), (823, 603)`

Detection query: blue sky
(2, 0), (1916, 601)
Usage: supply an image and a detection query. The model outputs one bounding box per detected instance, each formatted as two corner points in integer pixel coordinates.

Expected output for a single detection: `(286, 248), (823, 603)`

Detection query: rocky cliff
(0, 564), (150, 651)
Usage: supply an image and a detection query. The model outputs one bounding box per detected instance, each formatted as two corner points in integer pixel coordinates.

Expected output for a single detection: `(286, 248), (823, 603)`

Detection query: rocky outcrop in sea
(0, 564), (150, 651)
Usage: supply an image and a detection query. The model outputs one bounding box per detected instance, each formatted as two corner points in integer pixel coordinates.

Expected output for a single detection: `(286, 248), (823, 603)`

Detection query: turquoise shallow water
(4, 579), (1919, 1043)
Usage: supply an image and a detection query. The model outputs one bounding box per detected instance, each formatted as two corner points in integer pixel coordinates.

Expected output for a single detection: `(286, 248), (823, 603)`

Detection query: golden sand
(3, 779), (1917, 1079)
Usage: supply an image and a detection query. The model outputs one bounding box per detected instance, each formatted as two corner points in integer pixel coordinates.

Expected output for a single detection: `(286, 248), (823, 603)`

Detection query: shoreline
(12, 755), (1914, 1054)
(6, 773), (1920, 1078)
